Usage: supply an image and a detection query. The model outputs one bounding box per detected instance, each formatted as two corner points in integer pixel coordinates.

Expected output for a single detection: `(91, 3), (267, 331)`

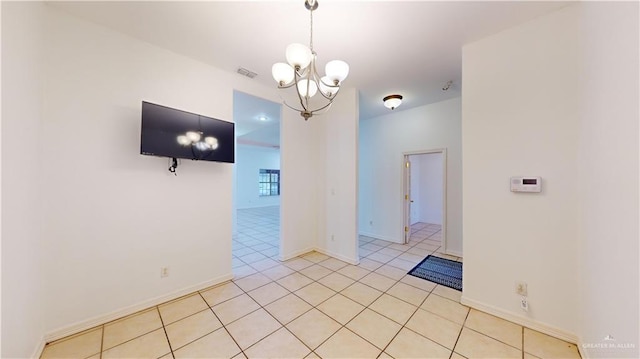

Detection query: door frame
(402, 149), (447, 250)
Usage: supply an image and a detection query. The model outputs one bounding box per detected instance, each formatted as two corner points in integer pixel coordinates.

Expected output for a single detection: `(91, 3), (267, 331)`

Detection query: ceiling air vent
(237, 67), (258, 79)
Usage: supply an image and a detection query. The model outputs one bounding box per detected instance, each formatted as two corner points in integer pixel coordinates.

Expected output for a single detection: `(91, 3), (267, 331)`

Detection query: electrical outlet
(520, 296), (529, 311)
(331, 234), (335, 241)
(160, 267), (169, 278)
(369, 220), (373, 226)
(515, 282), (528, 296)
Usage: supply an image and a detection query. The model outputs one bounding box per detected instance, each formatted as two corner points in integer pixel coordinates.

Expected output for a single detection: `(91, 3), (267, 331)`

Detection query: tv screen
(140, 101), (235, 163)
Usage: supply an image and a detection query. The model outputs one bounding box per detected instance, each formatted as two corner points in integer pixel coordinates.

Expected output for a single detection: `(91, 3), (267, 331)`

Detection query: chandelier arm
(316, 82), (340, 101)
(282, 100), (305, 113)
(277, 82), (298, 90)
(276, 64), (309, 90)
(281, 95), (334, 117)
(316, 90), (337, 102)
(310, 54), (340, 101)
(274, 85), (306, 115)
(296, 65), (310, 79)
(294, 54), (321, 114)
(311, 102), (333, 115)
(309, 100), (333, 115)
(294, 81), (311, 114)
(318, 77), (339, 88)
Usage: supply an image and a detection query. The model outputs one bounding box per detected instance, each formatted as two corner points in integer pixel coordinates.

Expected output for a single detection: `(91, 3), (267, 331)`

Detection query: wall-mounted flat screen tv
(140, 101), (235, 163)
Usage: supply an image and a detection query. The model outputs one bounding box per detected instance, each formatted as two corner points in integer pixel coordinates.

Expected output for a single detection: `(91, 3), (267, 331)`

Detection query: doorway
(402, 150), (446, 251)
(232, 91), (282, 275)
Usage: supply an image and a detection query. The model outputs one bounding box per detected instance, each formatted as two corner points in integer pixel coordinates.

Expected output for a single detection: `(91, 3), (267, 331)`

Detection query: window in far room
(259, 169), (280, 196)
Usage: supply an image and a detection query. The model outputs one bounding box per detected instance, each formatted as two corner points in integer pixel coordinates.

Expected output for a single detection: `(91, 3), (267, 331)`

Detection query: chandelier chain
(309, 6), (314, 52)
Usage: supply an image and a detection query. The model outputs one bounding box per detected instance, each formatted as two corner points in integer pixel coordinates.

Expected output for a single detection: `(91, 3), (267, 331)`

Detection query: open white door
(402, 149), (447, 250)
(403, 156), (412, 244)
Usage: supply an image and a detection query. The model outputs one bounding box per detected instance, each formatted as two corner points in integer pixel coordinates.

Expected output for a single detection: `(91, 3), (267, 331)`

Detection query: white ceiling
(233, 91), (282, 147)
(50, 1), (571, 146)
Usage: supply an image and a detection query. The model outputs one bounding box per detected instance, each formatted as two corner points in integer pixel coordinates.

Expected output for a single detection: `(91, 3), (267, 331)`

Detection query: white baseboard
(31, 336), (46, 359)
(44, 273), (234, 344)
(359, 231), (402, 244)
(460, 295), (579, 344)
(279, 246), (359, 266)
(314, 247), (359, 265)
(445, 249), (463, 257)
(236, 204), (280, 210)
(279, 247), (315, 262)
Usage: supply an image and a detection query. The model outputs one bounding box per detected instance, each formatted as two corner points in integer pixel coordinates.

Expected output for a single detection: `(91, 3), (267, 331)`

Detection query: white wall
(1, 2), (46, 357)
(416, 153), (443, 225)
(463, 3), (583, 340)
(279, 109), (321, 260)
(37, 5), (293, 340)
(41, 6), (238, 335)
(359, 97), (462, 255)
(316, 88), (359, 264)
(236, 145), (280, 209)
(280, 88), (359, 264)
(577, 2), (639, 358)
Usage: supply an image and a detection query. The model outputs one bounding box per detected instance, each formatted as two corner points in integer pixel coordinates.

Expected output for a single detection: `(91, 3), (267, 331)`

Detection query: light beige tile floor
(40, 208), (581, 359)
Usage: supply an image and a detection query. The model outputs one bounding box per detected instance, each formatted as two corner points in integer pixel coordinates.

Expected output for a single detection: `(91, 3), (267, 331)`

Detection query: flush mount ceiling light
(271, 0), (349, 121)
(383, 94), (403, 110)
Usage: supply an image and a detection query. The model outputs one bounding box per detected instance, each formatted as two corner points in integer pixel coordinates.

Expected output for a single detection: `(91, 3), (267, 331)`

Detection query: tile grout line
(196, 291), (248, 359)
(464, 325), (527, 355)
(374, 282), (436, 358)
(156, 298), (241, 355)
(95, 311), (167, 355)
(462, 319), (526, 354)
(449, 303), (473, 358)
(99, 324), (104, 359)
(225, 270), (317, 357)
(522, 326), (525, 359)
(155, 306), (176, 359)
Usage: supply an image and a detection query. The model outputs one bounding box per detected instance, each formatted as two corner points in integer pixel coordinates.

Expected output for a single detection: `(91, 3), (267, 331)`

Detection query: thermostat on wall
(510, 176), (542, 193)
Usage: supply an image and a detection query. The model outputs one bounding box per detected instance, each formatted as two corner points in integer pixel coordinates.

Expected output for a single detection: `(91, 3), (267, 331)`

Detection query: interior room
(2, 1), (638, 358)
(233, 90), (282, 269)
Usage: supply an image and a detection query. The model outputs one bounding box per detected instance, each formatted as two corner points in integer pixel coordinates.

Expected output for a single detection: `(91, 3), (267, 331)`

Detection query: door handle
(410, 200), (414, 203)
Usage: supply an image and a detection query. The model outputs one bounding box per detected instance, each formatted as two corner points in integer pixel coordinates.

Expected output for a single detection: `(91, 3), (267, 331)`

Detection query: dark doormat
(407, 255), (462, 291)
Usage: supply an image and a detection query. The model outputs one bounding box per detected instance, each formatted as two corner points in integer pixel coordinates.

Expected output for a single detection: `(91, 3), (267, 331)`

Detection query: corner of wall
(1, 1), (47, 357)
(30, 338), (46, 359)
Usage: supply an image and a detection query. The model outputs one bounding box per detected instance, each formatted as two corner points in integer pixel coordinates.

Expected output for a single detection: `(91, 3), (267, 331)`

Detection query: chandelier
(271, 0), (349, 120)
